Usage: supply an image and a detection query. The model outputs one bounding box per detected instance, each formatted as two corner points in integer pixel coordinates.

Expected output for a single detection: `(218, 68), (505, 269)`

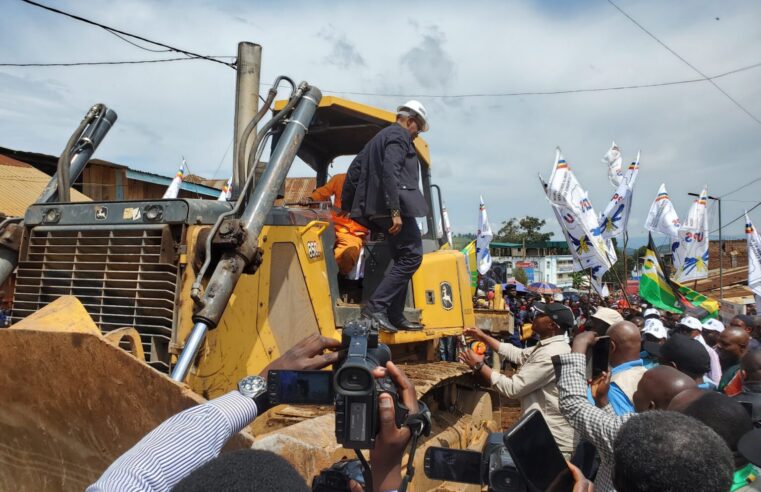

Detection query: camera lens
(338, 367), (372, 392)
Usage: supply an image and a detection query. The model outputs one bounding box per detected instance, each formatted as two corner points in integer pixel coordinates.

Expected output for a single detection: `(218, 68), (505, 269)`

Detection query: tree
(571, 271), (587, 289)
(495, 216), (554, 243)
(513, 267), (529, 285)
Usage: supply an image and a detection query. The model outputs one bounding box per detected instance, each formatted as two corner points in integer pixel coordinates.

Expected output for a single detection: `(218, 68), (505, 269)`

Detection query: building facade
(489, 241), (577, 289)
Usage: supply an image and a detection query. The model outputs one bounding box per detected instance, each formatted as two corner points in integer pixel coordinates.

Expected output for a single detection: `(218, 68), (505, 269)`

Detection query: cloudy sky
(2, 0), (760, 245)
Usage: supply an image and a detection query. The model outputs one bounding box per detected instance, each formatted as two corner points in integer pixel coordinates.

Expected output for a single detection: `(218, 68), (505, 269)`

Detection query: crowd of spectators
(459, 289), (761, 491)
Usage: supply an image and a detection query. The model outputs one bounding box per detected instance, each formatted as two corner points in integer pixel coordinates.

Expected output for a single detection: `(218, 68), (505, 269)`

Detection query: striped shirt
(87, 391), (258, 492)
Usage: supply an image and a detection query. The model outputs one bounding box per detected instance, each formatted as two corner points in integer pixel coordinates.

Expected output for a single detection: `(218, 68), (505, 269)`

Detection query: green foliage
(513, 267), (529, 285)
(452, 233), (475, 250)
(571, 271), (586, 289)
(495, 216), (554, 243)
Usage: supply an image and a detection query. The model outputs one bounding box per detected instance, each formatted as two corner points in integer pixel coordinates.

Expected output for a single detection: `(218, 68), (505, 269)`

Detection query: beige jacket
(491, 335), (576, 456)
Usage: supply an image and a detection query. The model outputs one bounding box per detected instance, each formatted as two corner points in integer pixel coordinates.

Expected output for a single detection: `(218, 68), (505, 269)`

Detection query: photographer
(459, 302), (576, 458)
(88, 334), (420, 492)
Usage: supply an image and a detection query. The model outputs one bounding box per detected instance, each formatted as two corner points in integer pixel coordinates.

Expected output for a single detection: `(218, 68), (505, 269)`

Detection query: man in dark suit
(341, 100), (430, 332)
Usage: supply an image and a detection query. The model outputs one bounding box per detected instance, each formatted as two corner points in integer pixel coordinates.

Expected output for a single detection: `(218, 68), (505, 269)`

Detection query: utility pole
(231, 42), (262, 200)
(688, 192), (723, 301)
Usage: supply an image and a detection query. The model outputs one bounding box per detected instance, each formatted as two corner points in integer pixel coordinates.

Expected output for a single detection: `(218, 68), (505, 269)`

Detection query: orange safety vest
(310, 174), (368, 237)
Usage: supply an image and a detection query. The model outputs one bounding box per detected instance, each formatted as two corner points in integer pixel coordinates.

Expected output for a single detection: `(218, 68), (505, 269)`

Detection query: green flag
(640, 234), (719, 320)
(461, 240), (478, 296)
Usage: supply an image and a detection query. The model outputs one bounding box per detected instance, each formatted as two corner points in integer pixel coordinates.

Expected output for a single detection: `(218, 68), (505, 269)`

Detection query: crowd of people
(458, 292), (761, 491)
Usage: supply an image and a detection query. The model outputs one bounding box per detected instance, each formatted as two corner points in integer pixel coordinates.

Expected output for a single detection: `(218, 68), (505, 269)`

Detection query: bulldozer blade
(0, 296), (253, 491)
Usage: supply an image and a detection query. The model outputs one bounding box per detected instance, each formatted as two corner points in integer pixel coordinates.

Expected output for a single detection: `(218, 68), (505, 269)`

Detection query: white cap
(591, 307), (624, 326)
(678, 316), (702, 331)
(397, 100), (429, 132)
(553, 293), (565, 302)
(643, 308), (660, 319)
(642, 318), (668, 339)
(702, 318), (725, 333)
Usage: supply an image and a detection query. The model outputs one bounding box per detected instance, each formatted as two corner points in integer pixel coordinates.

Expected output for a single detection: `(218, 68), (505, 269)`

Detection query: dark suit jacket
(341, 124), (428, 219)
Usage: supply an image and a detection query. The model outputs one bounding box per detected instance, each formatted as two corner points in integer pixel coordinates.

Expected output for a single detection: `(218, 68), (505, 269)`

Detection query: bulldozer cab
(275, 96), (443, 247)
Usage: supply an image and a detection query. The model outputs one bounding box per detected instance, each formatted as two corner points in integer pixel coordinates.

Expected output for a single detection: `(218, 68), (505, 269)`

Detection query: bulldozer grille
(11, 225), (179, 372)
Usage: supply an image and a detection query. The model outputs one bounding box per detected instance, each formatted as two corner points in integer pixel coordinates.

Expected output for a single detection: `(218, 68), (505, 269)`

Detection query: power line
(606, 0), (761, 128)
(262, 59), (761, 99)
(710, 200), (761, 234)
(0, 57), (232, 67)
(717, 175), (761, 199)
(19, 0), (235, 69)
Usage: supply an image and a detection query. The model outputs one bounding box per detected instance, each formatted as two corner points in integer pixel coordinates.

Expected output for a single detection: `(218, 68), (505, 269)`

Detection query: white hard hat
(397, 100), (429, 132)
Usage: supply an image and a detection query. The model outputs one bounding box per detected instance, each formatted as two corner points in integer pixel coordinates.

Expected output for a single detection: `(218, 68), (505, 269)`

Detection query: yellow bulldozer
(0, 75), (511, 491)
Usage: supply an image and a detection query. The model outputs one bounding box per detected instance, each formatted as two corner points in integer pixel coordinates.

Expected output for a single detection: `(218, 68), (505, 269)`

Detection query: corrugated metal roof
(0, 158), (90, 217)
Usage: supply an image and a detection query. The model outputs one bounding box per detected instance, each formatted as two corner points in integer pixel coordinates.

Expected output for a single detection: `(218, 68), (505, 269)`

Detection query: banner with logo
(162, 160), (186, 199)
(599, 153), (640, 240)
(602, 141), (624, 187)
(746, 212), (761, 299)
(217, 177), (232, 201)
(442, 202), (453, 247)
(476, 196), (493, 275)
(546, 149), (614, 271)
(673, 187), (709, 282)
(645, 183), (680, 238)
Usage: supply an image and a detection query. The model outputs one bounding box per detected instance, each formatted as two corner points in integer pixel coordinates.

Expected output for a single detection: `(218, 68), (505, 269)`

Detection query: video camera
(311, 458), (365, 492)
(267, 317), (411, 449)
(424, 432), (525, 492)
(424, 410), (574, 492)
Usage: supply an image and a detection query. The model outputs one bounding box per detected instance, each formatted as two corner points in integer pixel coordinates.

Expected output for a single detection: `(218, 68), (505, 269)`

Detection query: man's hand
(388, 215), (402, 235)
(463, 326), (488, 342)
(571, 331), (597, 354)
(458, 348), (484, 369)
(258, 334), (342, 378)
(370, 362), (419, 492)
(568, 461), (594, 492)
(589, 371), (611, 408)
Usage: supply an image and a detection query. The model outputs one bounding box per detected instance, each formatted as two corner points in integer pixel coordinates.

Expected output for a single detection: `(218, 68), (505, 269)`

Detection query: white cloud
(1, 0), (760, 241)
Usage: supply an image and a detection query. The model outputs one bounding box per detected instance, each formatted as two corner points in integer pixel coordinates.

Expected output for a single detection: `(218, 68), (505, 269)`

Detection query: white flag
(746, 212), (761, 298)
(645, 183), (680, 238)
(442, 202), (453, 246)
(476, 196), (493, 275)
(602, 141), (623, 187)
(162, 160), (185, 199)
(217, 177), (232, 201)
(546, 149), (613, 271)
(599, 153), (640, 240)
(673, 187), (709, 282)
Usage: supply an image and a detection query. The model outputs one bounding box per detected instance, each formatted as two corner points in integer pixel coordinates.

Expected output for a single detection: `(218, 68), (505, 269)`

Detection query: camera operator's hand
(568, 461), (594, 492)
(588, 371), (611, 409)
(369, 361), (419, 492)
(571, 331), (597, 355)
(258, 334), (342, 379)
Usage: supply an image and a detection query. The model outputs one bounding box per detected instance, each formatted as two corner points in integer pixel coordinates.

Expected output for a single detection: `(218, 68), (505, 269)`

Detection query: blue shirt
(587, 359), (644, 416)
(640, 350), (659, 369)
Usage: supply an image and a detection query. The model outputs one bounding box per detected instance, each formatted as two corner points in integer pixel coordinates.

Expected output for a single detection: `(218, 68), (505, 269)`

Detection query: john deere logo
(95, 206), (108, 220)
(440, 282), (454, 310)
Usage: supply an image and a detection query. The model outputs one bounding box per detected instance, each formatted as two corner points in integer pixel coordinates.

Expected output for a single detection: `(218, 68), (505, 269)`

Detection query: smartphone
(591, 336), (611, 379)
(267, 370), (334, 405)
(423, 447), (482, 485)
(503, 409), (573, 492)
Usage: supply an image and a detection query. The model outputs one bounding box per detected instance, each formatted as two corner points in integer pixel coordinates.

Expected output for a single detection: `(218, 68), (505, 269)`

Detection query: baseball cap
(643, 308), (660, 319)
(642, 318), (668, 340)
(533, 301), (576, 331)
(677, 316), (702, 332)
(738, 429), (761, 467)
(591, 307), (624, 326)
(702, 318), (725, 333)
(646, 333), (710, 377)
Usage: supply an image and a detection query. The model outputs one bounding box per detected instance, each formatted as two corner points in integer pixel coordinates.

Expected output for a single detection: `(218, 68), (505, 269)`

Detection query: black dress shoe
(363, 310), (398, 333)
(392, 318), (424, 331)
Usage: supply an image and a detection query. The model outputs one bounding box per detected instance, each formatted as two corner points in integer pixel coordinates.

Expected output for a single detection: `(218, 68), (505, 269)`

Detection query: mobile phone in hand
(592, 336), (611, 378)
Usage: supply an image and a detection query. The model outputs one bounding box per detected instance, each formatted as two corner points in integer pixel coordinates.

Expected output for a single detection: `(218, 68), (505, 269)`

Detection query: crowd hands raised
(458, 293), (761, 492)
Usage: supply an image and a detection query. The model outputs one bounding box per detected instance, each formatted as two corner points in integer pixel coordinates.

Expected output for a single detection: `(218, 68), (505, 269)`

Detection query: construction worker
(341, 100), (430, 333)
(300, 173), (368, 275)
